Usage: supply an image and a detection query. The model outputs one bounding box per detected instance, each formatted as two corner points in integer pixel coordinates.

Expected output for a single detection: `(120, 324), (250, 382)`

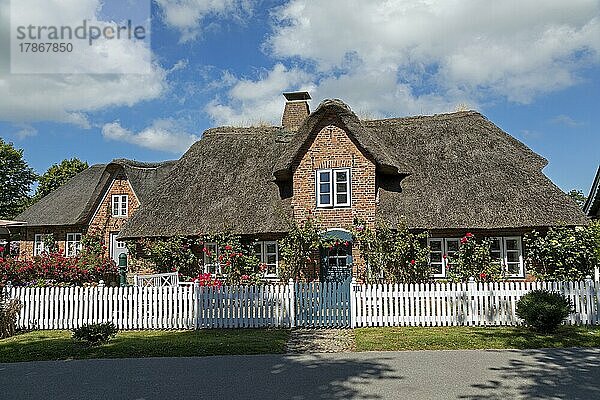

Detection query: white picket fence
(5, 279), (600, 330)
(351, 280), (600, 327)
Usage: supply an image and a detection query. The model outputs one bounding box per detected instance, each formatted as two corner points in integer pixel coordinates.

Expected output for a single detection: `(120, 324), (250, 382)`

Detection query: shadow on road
(0, 353), (403, 400)
(459, 347), (600, 400)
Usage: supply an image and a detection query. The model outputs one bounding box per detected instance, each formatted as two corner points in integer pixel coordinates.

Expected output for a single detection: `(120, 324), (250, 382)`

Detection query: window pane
(336, 193), (348, 205)
(490, 238), (501, 251)
(267, 255), (276, 264)
(320, 194), (331, 205)
(319, 171), (330, 182)
(507, 252), (520, 263)
(266, 243), (276, 254)
(447, 239), (459, 252)
(336, 182), (347, 193)
(335, 170), (347, 182)
(491, 251), (502, 262)
(506, 239), (520, 251)
(320, 182), (331, 194)
(338, 257), (347, 267)
(429, 240), (442, 252)
(506, 263), (521, 275)
(431, 263), (443, 275)
(430, 253), (442, 263)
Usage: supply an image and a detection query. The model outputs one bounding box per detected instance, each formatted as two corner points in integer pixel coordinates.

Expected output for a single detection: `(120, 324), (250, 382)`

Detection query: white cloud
(156, 0), (255, 42)
(14, 124), (37, 139)
(205, 63), (314, 125)
(244, 0), (599, 116)
(550, 114), (585, 127)
(0, 0), (168, 126)
(102, 119), (200, 153)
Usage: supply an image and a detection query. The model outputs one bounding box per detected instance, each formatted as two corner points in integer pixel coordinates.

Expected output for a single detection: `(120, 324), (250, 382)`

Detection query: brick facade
(88, 173), (140, 258)
(291, 124), (377, 278)
(19, 225), (86, 259)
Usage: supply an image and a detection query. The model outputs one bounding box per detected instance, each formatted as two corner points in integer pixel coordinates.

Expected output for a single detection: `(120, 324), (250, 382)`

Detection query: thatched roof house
(15, 94), (587, 280)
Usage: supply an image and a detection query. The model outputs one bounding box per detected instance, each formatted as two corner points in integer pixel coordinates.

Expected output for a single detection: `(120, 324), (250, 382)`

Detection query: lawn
(0, 329), (289, 363)
(355, 325), (600, 352)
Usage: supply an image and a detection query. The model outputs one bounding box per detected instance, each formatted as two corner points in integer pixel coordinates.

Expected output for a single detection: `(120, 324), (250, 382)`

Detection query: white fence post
(468, 277), (476, 326)
(193, 281), (200, 329)
(288, 278), (296, 328)
(350, 277), (358, 328)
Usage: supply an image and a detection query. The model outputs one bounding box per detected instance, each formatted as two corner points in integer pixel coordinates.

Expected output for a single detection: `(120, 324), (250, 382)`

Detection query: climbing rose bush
(191, 273), (222, 287)
(446, 233), (502, 283)
(353, 220), (431, 284)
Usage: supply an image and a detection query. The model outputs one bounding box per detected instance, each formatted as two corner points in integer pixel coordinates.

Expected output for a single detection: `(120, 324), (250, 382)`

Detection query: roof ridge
(365, 110), (481, 124)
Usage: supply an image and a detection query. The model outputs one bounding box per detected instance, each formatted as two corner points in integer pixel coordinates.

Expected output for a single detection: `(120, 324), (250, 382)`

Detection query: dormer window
(112, 194), (128, 217)
(316, 168), (351, 208)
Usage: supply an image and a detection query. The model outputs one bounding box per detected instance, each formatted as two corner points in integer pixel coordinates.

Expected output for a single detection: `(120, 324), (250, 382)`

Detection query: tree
(34, 158), (88, 200)
(567, 189), (587, 209)
(0, 139), (37, 219)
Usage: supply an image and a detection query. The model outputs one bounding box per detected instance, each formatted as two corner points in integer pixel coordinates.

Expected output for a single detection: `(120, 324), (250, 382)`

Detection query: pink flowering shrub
(446, 233), (502, 283)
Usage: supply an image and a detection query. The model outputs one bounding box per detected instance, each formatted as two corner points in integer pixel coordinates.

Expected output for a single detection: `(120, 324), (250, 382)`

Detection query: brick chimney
(282, 91), (311, 131)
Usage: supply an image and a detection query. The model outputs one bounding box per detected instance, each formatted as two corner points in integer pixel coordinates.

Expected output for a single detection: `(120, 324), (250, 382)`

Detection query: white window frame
(65, 233), (82, 257)
(490, 236), (524, 278)
(316, 168), (351, 208)
(428, 238), (461, 278)
(111, 194), (128, 217)
(203, 242), (221, 275)
(34, 234), (51, 256)
(254, 241), (279, 278)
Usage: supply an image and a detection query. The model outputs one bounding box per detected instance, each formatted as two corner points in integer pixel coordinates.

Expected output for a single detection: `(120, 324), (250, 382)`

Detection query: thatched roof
(120, 100), (589, 238)
(119, 128), (293, 238)
(369, 112), (588, 229)
(16, 159), (175, 227)
(584, 166), (600, 218)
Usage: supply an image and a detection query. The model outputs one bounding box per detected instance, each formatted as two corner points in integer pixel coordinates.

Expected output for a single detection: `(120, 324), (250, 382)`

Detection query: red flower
(443, 254), (447, 259)
(0, 246), (4, 253)
(410, 259), (416, 265)
(460, 237), (468, 244)
(479, 272), (487, 279)
(224, 245), (232, 251)
(465, 232), (474, 238)
(241, 274), (249, 280)
(225, 261), (231, 266)
(344, 241), (350, 247)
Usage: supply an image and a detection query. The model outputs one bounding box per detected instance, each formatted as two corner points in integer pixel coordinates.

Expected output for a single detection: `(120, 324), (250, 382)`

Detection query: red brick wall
(19, 225), (85, 259)
(291, 124), (377, 277)
(88, 174), (140, 257)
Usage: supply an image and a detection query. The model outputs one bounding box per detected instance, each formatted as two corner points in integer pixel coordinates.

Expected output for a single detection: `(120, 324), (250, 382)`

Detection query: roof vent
(282, 91), (311, 131)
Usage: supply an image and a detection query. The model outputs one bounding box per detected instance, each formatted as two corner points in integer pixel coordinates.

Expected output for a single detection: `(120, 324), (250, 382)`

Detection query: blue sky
(1, 0), (599, 194)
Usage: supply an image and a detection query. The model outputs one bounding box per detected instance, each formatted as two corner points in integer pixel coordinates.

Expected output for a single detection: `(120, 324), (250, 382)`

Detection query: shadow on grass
(0, 329), (289, 363)
(459, 347), (600, 400)
(467, 326), (600, 349)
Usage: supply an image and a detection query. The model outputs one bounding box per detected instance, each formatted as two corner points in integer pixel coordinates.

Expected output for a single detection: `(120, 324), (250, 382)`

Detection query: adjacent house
(16, 159), (175, 264)
(117, 93), (586, 281)
(584, 166), (600, 219)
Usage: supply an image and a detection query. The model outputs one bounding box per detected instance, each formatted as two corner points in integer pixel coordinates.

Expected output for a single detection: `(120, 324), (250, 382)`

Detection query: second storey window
(112, 194), (128, 217)
(316, 168), (351, 208)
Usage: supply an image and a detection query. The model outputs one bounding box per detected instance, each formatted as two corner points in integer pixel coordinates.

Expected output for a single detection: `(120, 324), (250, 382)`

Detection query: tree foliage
(524, 223), (600, 281)
(567, 189), (587, 209)
(34, 158), (88, 200)
(0, 138), (37, 219)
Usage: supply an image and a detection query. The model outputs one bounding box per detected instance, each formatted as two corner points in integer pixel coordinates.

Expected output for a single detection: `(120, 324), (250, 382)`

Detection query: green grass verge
(355, 325), (600, 352)
(0, 329), (289, 363)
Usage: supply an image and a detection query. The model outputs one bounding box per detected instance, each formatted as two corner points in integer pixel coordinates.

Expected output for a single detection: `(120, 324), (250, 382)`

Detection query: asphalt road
(1, 348), (599, 399)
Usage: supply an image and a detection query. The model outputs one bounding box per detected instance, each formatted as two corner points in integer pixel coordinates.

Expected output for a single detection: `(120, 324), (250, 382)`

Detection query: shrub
(279, 217), (323, 281)
(0, 288), (22, 339)
(516, 289), (573, 333)
(524, 223), (600, 281)
(72, 322), (118, 346)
